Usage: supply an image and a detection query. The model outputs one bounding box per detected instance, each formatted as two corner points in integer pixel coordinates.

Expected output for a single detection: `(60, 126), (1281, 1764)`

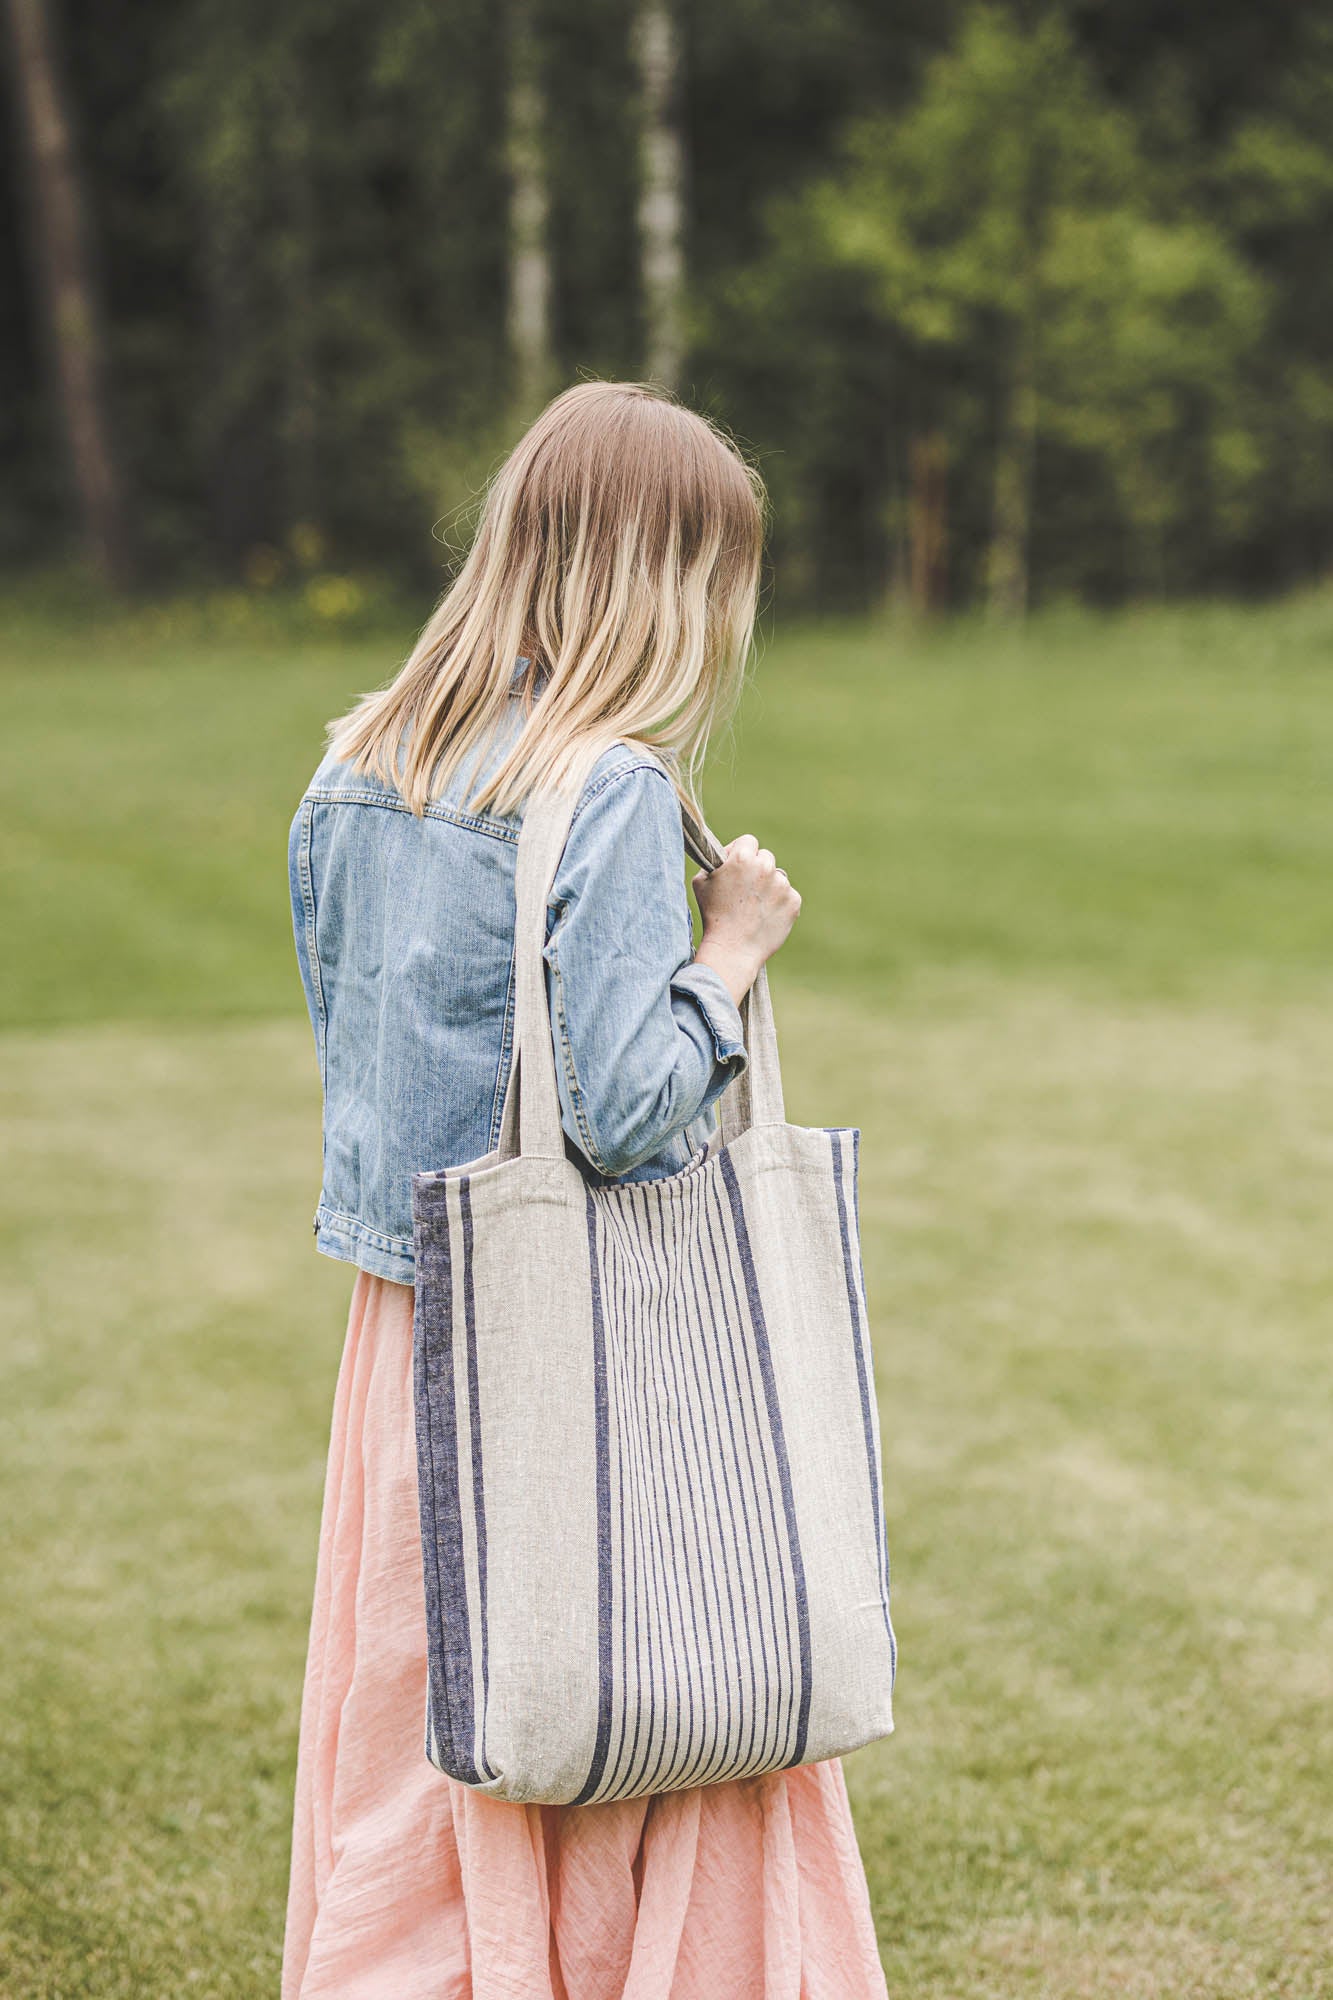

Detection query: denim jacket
(287, 669), (750, 1284)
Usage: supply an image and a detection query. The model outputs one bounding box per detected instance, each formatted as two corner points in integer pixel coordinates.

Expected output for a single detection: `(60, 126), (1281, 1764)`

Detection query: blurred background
(2, 3), (1331, 1996)
(7, 0), (1333, 611)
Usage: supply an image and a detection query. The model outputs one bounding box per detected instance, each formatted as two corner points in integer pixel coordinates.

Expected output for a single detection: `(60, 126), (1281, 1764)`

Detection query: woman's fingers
(692, 830), (802, 999)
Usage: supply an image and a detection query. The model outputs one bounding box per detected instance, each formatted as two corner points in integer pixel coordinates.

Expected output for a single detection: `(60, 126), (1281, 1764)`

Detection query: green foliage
(1212, 14), (1333, 585)
(4, 0), (1333, 603)
(1038, 211), (1264, 570)
(796, 8), (1265, 594)
(819, 11), (1132, 337)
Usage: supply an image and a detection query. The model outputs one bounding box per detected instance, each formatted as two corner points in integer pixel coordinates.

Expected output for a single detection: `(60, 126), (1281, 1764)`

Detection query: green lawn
(2, 586), (1330, 1996)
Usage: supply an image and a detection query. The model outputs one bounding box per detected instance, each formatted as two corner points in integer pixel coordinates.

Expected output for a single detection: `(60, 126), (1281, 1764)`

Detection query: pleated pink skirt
(282, 1268), (889, 2000)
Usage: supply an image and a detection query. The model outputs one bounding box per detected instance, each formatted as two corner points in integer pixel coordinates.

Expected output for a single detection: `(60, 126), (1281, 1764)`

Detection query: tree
(506, 0), (553, 409)
(4, 0), (134, 584)
(806, 5), (1263, 610)
(1217, 13), (1333, 583)
(634, 0), (685, 390)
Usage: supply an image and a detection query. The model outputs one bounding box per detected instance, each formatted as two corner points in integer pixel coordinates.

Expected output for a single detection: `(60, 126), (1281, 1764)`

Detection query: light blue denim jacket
(288, 668), (749, 1283)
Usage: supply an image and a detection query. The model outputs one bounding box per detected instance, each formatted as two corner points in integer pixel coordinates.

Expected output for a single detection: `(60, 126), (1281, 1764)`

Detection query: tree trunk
(4, 0), (134, 585)
(505, 0), (552, 410)
(986, 309), (1036, 618)
(884, 452), (911, 619)
(634, 0), (685, 391)
(908, 430), (948, 615)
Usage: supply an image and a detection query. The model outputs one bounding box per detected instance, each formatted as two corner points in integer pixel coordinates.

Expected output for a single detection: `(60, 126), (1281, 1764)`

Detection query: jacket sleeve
(542, 760), (749, 1177)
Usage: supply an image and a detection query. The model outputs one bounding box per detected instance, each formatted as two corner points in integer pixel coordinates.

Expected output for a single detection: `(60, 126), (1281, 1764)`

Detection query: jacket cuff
(671, 960), (750, 1070)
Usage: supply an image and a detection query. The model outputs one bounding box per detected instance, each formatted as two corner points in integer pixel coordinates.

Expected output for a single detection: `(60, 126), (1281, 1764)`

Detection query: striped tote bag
(411, 775), (896, 1805)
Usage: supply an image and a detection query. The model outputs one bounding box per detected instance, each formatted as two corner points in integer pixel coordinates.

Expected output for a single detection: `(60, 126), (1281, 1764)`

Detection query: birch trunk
(4, 0), (134, 585)
(635, 0), (685, 390)
(506, 0), (552, 409)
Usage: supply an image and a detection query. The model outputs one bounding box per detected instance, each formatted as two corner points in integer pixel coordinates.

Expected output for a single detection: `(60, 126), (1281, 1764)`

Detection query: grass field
(2, 584), (1330, 1996)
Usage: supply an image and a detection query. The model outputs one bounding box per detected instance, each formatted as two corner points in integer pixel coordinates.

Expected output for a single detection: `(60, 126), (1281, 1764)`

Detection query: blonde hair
(329, 380), (766, 818)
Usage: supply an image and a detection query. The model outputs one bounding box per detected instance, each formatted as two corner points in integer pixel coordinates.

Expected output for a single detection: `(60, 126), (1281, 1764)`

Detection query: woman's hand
(692, 835), (802, 1006)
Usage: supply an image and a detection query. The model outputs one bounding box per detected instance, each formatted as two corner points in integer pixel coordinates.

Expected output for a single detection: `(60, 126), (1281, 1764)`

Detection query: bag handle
(677, 803), (786, 1147)
(497, 768), (785, 1163)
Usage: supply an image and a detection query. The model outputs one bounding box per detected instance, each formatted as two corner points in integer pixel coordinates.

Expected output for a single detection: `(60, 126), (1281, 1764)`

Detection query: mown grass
(2, 586), (1330, 1996)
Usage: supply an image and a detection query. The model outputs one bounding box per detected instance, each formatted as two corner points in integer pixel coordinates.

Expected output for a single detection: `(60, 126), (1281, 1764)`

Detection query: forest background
(6, 0), (1333, 616)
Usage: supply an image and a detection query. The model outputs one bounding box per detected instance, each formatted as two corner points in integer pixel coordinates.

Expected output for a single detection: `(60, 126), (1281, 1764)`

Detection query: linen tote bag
(411, 772), (896, 1806)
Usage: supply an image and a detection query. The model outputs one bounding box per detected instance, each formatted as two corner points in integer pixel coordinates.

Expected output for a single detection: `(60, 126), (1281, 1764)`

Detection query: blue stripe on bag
(459, 1179), (497, 1778)
(571, 1189), (616, 1805)
(413, 1182), (483, 1786)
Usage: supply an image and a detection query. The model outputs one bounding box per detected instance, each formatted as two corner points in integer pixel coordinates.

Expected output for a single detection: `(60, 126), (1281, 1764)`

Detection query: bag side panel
(725, 1124), (897, 1761)
(461, 1171), (603, 1801)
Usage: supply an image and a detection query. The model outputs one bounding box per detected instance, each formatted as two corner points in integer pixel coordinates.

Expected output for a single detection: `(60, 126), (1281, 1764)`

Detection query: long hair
(328, 380), (766, 818)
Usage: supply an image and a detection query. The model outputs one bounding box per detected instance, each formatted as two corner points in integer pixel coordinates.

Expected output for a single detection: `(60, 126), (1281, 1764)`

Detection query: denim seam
(489, 945), (519, 1150)
(304, 787), (520, 843)
(544, 927), (612, 1175)
(305, 751), (666, 843)
(315, 1202), (413, 1253)
(298, 800), (328, 1082)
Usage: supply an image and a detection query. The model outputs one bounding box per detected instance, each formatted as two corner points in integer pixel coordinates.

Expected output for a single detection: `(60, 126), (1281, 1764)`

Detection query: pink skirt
(283, 1269), (889, 2000)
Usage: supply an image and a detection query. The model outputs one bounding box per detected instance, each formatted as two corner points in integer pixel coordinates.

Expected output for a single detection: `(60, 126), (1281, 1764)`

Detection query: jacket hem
(313, 1206), (416, 1285)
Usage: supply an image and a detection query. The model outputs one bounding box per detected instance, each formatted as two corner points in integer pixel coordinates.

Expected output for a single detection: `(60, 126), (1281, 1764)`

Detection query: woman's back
(289, 674), (749, 1283)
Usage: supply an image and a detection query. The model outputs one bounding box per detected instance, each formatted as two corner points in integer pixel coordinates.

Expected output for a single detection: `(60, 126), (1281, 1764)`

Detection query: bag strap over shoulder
(498, 783), (582, 1161)
(497, 753), (785, 1164)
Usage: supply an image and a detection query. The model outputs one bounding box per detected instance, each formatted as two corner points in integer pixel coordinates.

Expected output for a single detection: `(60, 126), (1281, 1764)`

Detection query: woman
(283, 382), (887, 1998)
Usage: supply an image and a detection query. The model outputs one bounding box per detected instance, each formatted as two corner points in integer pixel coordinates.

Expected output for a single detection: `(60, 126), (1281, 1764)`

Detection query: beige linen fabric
(411, 770), (896, 1804)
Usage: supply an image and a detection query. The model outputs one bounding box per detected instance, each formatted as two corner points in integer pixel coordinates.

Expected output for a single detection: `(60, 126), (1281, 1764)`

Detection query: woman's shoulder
(555, 743), (689, 900)
(573, 739), (678, 818)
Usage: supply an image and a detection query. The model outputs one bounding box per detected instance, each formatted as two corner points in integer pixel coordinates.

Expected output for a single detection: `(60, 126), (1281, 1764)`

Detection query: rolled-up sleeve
(543, 760), (749, 1177)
